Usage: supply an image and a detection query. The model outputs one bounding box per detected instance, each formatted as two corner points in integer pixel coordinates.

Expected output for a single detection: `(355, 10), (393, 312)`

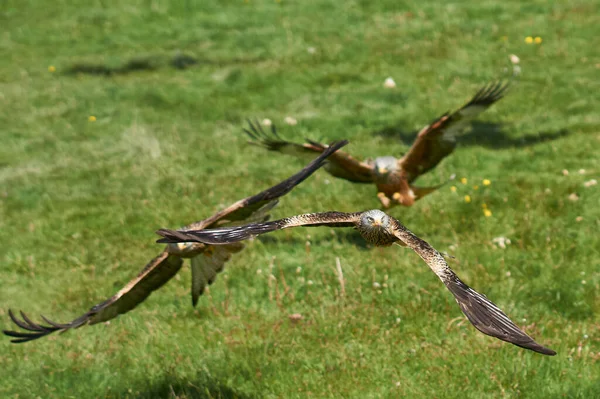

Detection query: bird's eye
(366, 217), (374, 223)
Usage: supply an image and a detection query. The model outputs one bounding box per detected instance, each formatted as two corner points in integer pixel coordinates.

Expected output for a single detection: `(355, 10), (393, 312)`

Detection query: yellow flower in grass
(483, 179), (491, 186)
(48, 65), (56, 73)
(88, 115), (97, 122)
(460, 177), (468, 184)
(473, 185), (479, 190)
(450, 186), (457, 192)
(534, 37), (542, 44)
(464, 195), (471, 203)
(525, 36), (533, 44)
(483, 209), (492, 217)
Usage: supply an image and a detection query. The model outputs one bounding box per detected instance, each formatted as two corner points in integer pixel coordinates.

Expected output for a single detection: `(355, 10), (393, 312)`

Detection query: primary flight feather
(3, 140), (349, 343)
(157, 209), (555, 356)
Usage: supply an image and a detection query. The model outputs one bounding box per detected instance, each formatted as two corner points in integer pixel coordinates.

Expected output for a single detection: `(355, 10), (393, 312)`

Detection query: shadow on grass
(65, 54), (262, 76)
(374, 122), (570, 150)
(125, 374), (256, 399)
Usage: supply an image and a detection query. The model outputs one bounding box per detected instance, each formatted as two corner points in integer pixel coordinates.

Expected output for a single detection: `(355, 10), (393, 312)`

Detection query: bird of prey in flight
(156, 209), (555, 355)
(3, 140), (349, 343)
(245, 81), (509, 208)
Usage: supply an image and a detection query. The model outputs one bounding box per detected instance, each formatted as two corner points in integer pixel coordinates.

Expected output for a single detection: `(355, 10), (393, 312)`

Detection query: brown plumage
(245, 81), (509, 208)
(156, 209), (555, 356)
(3, 140), (349, 343)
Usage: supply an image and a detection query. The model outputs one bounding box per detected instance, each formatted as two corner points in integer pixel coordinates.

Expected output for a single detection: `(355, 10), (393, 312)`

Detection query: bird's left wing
(183, 139), (350, 231)
(3, 251), (183, 343)
(156, 212), (361, 245)
(398, 81), (510, 181)
(390, 219), (556, 355)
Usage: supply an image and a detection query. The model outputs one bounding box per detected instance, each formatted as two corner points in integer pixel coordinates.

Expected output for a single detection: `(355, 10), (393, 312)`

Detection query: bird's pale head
(374, 156), (398, 177)
(360, 209), (391, 230)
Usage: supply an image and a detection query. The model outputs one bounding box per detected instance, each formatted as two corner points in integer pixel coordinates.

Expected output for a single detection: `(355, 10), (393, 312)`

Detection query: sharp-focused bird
(3, 140), (348, 343)
(245, 81), (509, 208)
(156, 209), (555, 355)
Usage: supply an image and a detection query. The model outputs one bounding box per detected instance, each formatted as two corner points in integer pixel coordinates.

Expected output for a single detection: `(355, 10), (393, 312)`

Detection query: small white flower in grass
(383, 77), (396, 88)
(492, 236), (511, 249)
(395, 382), (401, 387)
(324, 179), (331, 185)
(395, 318), (401, 324)
(373, 282), (381, 288)
(578, 169), (586, 175)
(256, 269), (262, 275)
(262, 118), (272, 126)
(562, 169), (569, 176)
(584, 179), (597, 187)
(506, 271), (511, 277)
(307, 47), (316, 54)
(284, 116), (297, 125)
(568, 193), (579, 201)
(581, 280), (586, 285)
(509, 54), (520, 64)
(296, 267), (302, 274)
(576, 216), (583, 222)
(584, 334), (589, 339)
(307, 280), (314, 286)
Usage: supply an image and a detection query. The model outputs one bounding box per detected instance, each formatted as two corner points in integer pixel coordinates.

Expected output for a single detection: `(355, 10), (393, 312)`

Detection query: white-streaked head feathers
(374, 156), (398, 175)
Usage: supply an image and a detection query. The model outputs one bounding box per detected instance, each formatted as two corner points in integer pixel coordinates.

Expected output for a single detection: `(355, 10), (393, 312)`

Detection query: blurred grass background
(1, 0), (599, 397)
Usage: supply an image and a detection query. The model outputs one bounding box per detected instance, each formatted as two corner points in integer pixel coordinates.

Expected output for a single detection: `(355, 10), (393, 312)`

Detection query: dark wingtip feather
(515, 341), (557, 356)
(3, 309), (63, 343)
(466, 80), (511, 107)
(444, 276), (556, 356)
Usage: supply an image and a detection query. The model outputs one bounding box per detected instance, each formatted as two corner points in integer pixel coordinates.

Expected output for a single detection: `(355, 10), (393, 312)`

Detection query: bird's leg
(377, 192), (391, 208)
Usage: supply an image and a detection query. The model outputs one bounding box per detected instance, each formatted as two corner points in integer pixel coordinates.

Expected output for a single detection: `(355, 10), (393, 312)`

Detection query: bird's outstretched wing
(4, 142), (350, 343)
(3, 251), (183, 343)
(157, 212), (361, 245)
(184, 138), (350, 231)
(390, 219), (555, 355)
(398, 81), (510, 182)
(181, 138), (349, 304)
(244, 119), (374, 183)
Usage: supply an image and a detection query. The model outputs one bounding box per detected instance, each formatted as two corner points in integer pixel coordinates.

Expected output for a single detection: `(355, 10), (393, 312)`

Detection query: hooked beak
(377, 167), (388, 174)
(372, 218), (382, 227)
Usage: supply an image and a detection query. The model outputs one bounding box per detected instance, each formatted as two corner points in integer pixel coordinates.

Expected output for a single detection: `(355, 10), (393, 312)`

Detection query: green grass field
(1, 0), (599, 397)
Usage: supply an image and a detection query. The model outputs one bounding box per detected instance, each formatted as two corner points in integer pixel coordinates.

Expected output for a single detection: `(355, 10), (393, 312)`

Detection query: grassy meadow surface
(1, 0), (599, 397)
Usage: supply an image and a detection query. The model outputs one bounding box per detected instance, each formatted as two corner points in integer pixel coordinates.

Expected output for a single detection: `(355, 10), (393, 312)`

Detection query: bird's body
(156, 209), (556, 356)
(3, 140), (349, 343)
(245, 81), (509, 208)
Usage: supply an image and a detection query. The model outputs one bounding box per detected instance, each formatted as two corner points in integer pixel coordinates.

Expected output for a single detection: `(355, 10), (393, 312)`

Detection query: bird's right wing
(156, 212), (361, 245)
(244, 120), (374, 183)
(390, 219), (556, 356)
(3, 251), (183, 343)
